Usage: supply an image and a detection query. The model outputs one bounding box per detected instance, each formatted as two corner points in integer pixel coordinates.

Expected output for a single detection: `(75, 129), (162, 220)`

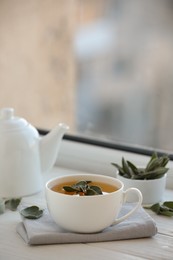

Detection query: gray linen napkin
(17, 203), (157, 245)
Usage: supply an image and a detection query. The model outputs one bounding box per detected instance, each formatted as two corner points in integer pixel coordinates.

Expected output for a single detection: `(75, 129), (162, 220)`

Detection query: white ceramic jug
(0, 108), (69, 198)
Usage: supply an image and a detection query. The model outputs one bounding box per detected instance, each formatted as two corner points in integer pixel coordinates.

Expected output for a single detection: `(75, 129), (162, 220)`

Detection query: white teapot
(0, 108), (69, 198)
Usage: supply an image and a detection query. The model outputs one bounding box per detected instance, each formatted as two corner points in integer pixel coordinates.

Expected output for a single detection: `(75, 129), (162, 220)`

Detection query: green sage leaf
(163, 201), (173, 209)
(159, 205), (173, 217)
(122, 157), (132, 177)
(150, 203), (161, 214)
(145, 152), (157, 171)
(111, 163), (124, 174)
(112, 152), (169, 180)
(63, 186), (78, 192)
(145, 201), (173, 217)
(142, 167), (169, 180)
(0, 199), (5, 214)
(20, 206), (43, 219)
(5, 198), (21, 211)
(85, 189), (97, 196)
(90, 185), (103, 195)
(63, 180), (103, 196)
(74, 181), (91, 186)
(127, 161), (138, 173)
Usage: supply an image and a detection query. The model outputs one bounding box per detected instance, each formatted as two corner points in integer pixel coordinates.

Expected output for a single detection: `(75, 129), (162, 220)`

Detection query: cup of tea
(45, 174), (143, 233)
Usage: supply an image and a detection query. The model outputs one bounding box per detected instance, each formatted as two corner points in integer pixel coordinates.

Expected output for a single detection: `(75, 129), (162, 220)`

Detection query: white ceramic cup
(45, 174), (143, 233)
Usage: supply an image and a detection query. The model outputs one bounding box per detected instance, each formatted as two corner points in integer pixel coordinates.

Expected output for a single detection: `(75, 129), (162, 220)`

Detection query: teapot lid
(0, 108), (28, 131)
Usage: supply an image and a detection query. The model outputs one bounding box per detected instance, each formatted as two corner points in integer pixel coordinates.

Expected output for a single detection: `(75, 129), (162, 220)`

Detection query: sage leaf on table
(20, 206), (43, 219)
(0, 199), (5, 214)
(5, 198), (21, 211)
(145, 201), (173, 217)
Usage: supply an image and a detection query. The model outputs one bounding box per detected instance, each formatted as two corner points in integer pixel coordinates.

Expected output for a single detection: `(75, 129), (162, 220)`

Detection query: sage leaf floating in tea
(20, 206), (43, 219)
(89, 185), (103, 195)
(63, 180), (103, 196)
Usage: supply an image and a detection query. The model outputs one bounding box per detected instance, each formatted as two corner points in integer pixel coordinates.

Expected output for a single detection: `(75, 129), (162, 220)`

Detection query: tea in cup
(45, 174), (142, 233)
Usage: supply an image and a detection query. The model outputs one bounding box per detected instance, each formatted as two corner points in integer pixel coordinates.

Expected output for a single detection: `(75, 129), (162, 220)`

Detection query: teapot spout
(39, 123), (69, 174)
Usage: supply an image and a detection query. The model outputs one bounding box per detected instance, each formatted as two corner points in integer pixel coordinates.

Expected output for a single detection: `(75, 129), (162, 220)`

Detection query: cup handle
(112, 187), (143, 226)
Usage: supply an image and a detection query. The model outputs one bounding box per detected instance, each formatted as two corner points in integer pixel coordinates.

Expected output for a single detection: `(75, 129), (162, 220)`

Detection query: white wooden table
(0, 167), (173, 260)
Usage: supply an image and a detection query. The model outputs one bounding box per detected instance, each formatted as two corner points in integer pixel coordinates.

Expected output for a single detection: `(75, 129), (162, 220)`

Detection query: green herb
(111, 152), (169, 180)
(20, 206), (43, 219)
(0, 198), (21, 214)
(63, 180), (103, 196)
(0, 197), (43, 220)
(5, 198), (21, 211)
(145, 201), (173, 217)
(0, 199), (5, 214)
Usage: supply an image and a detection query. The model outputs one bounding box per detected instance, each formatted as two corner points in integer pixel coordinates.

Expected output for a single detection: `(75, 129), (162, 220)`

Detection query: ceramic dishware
(0, 107), (69, 198)
(117, 174), (167, 205)
(46, 174), (143, 233)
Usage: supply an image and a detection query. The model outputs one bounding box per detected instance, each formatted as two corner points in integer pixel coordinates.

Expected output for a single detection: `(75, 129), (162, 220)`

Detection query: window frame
(38, 128), (173, 159)
(38, 128), (173, 190)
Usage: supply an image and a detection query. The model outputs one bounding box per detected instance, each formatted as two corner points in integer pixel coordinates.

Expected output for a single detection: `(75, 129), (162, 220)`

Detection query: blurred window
(75, 0), (173, 152)
(0, 0), (173, 152)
